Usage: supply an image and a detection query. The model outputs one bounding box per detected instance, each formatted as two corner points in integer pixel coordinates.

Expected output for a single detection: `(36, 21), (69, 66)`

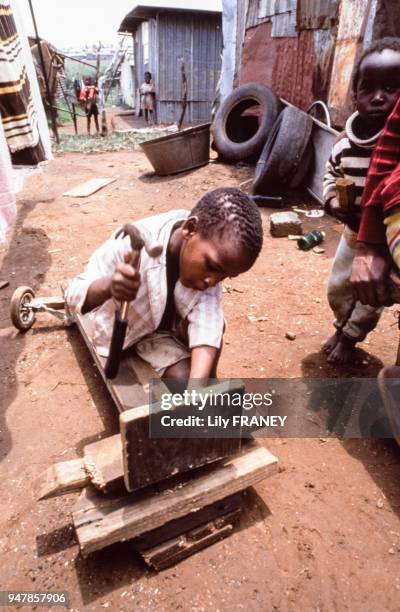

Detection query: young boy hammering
(65, 188), (263, 384)
(323, 38), (400, 365)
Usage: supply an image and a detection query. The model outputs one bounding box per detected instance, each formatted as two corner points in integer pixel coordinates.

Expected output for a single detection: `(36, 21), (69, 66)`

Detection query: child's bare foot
(327, 334), (357, 365)
(322, 330), (342, 354)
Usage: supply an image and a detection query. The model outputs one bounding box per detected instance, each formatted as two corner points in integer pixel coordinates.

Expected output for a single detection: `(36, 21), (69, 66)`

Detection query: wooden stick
(177, 62), (188, 130)
(396, 312), (400, 366)
(336, 178), (356, 211)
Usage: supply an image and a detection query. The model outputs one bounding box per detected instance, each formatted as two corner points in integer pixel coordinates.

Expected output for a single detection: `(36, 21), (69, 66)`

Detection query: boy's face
(356, 49), (400, 123)
(179, 218), (254, 291)
(144, 73), (151, 83)
(85, 77), (92, 86)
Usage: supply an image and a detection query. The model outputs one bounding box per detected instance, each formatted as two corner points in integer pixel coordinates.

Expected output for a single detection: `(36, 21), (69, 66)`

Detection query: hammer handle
(105, 246), (141, 379)
(120, 247), (141, 319)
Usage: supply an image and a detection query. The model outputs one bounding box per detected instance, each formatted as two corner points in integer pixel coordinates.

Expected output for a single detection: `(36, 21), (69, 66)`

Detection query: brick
(270, 212), (302, 237)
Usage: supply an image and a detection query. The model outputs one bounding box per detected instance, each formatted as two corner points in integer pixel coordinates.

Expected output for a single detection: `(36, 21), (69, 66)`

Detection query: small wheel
(10, 286), (36, 332)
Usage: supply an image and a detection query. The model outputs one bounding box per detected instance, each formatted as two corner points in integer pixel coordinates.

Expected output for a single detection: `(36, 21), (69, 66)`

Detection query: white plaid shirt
(65, 210), (224, 357)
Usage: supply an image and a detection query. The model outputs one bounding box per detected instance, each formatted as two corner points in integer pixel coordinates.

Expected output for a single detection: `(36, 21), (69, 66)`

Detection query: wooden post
(95, 41), (101, 85)
(177, 62), (188, 130)
(72, 103), (78, 135)
(28, 0), (59, 144)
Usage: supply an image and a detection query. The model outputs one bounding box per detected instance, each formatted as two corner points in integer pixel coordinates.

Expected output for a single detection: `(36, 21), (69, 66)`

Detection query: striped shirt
(323, 111), (382, 229)
(65, 210), (224, 357)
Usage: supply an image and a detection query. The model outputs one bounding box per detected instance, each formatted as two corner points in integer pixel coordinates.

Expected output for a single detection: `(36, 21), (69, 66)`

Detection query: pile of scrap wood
(35, 312), (279, 570)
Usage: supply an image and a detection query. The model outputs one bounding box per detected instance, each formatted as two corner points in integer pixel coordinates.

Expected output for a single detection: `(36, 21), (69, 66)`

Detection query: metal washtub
(140, 123), (211, 175)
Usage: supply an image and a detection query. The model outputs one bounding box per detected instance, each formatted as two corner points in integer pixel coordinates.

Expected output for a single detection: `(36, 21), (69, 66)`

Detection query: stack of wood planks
(35, 311), (279, 569)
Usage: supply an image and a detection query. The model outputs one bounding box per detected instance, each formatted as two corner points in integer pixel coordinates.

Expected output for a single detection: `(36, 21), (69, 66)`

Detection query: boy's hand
(110, 252), (141, 302)
(326, 196), (350, 223)
(350, 242), (391, 306)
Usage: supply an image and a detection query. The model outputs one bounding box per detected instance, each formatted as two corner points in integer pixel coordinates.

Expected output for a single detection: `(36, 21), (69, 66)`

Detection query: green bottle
(297, 230), (325, 251)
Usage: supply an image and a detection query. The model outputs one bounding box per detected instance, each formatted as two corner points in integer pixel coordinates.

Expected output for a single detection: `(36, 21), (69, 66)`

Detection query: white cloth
(0, 110), (16, 244)
(65, 210), (225, 357)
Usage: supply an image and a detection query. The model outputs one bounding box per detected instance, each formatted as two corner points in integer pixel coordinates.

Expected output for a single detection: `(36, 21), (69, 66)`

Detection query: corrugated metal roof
(119, 2), (221, 33)
(297, 0), (339, 30)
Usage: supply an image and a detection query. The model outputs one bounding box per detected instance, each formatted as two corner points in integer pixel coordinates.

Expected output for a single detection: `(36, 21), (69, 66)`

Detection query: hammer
(104, 223), (163, 379)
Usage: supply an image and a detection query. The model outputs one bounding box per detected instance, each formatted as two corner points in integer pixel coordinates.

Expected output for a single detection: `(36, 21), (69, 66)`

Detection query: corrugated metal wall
(240, 0), (338, 111)
(155, 12), (222, 124)
(120, 47), (135, 108)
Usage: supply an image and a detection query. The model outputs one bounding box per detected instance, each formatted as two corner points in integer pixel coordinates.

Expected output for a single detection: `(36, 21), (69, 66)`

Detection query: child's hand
(326, 197), (350, 223)
(110, 252), (140, 302)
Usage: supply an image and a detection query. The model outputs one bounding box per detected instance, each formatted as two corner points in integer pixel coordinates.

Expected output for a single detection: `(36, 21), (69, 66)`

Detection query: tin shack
(119, 3), (222, 124)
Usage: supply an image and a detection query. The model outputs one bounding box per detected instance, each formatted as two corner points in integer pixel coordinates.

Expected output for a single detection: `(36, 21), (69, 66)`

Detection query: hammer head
(115, 223), (163, 258)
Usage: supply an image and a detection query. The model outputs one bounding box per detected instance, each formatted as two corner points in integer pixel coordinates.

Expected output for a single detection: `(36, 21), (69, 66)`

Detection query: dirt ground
(1, 139), (400, 612)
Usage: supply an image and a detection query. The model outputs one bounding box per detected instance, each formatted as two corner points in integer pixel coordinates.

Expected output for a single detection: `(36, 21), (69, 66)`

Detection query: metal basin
(140, 123), (211, 175)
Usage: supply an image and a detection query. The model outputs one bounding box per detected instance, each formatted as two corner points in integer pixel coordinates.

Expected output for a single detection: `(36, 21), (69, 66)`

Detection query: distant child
(323, 37), (400, 365)
(82, 76), (99, 135)
(65, 188), (263, 384)
(140, 71), (155, 125)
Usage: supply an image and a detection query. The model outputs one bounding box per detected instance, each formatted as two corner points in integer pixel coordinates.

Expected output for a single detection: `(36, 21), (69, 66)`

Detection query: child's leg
(324, 231), (383, 365)
(94, 112), (99, 134)
(86, 110), (91, 135)
(135, 330), (222, 383)
(323, 232), (357, 356)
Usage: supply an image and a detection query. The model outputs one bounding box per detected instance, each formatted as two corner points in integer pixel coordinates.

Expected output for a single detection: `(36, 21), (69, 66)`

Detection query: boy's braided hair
(352, 36), (400, 92)
(190, 187), (263, 262)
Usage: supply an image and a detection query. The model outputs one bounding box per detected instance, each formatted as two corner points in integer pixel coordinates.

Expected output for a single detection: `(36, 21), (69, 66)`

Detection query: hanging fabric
(0, 0), (47, 166)
(0, 109), (16, 244)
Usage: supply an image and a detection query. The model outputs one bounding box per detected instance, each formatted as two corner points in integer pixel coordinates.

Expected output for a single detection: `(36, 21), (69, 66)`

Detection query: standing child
(140, 71), (155, 125)
(65, 188), (263, 385)
(82, 76), (99, 136)
(323, 37), (400, 365)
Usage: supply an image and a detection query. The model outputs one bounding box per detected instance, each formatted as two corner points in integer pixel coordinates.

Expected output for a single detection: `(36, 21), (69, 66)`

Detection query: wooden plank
(120, 379), (244, 492)
(62, 178), (116, 198)
(132, 492), (243, 550)
(72, 441), (278, 556)
(140, 511), (241, 571)
(35, 435), (124, 500)
(83, 434), (124, 493)
(34, 458), (89, 501)
(75, 313), (149, 412)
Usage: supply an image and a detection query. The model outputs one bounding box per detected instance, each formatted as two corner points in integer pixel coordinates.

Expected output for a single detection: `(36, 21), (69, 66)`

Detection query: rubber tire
(253, 106), (314, 196)
(211, 83), (280, 161)
(10, 286), (36, 332)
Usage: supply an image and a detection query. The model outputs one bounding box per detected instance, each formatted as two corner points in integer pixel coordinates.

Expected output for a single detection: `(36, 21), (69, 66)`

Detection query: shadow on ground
(0, 197), (53, 462)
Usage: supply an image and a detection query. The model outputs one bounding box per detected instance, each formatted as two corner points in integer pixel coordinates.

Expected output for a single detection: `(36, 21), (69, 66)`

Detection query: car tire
(211, 83), (280, 161)
(253, 105), (314, 195)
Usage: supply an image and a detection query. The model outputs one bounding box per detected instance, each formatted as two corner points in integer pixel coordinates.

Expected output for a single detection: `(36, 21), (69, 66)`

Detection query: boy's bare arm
(81, 276), (112, 314)
(188, 345), (218, 383)
(82, 255), (140, 314)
